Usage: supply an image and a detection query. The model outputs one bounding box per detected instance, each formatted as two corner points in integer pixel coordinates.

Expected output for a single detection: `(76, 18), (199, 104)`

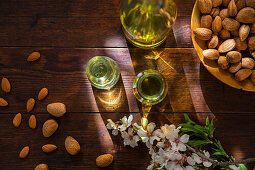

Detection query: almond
(38, 88), (48, 100)
(242, 58), (255, 69)
(212, 0), (222, 7)
(246, 0), (255, 8)
(65, 136), (80, 155)
(212, 16), (222, 33)
(47, 103), (66, 117)
(208, 35), (219, 48)
(218, 56), (229, 69)
(236, 7), (255, 23)
(1, 77), (11, 93)
(29, 114), (36, 129)
(236, 0), (246, 10)
(219, 29), (231, 39)
(19, 146), (29, 158)
(223, 0), (230, 6)
(27, 98), (35, 112)
(248, 36), (255, 51)
(239, 25), (250, 41)
(202, 49), (220, 60)
(235, 38), (247, 51)
(222, 18), (240, 31)
(193, 28), (212, 40)
(96, 154), (113, 168)
(35, 164), (49, 170)
(201, 15), (213, 29)
(251, 23), (255, 33)
(229, 62), (242, 73)
(218, 39), (236, 53)
(231, 30), (239, 37)
(13, 113), (22, 127)
(0, 97), (8, 106)
(228, 0), (238, 17)
(250, 50), (255, 59)
(235, 69), (252, 81)
(27, 52), (40, 62)
(42, 119), (58, 137)
(210, 7), (220, 18)
(198, 0), (212, 14)
(219, 9), (229, 20)
(42, 144), (57, 153)
(250, 70), (255, 84)
(226, 51), (242, 63)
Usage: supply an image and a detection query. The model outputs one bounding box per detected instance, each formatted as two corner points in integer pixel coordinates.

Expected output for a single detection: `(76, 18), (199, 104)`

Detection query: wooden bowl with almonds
(191, 0), (255, 91)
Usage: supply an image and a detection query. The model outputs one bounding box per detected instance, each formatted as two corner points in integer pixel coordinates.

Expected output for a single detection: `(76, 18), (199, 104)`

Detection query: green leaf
(188, 139), (211, 147)
(239, 164), (248, 170)
(183, 113), (196, 124)
(206, 117), (210, 126)
(213, 151), (226, 156)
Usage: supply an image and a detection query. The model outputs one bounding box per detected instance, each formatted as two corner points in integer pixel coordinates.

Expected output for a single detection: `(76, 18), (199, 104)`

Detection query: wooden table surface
(0, 0), (255, 169)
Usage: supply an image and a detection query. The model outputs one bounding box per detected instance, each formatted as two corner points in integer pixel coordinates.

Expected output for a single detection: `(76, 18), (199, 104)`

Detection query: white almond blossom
(106, 119), (119, 136)
(229, 165), (240, 170)
(155, 148), (175, 168)
(137, 122), (160, 144)
(121, 127), (140, 148)
(118, 115), (133, 131)
(165, 152), (183, 170)
(171, 134), (189, 152)
(192, 152), (212, 167)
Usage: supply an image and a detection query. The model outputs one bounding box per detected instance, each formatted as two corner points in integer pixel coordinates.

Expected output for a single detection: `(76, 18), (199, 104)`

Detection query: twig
(185, 143), (255, 167)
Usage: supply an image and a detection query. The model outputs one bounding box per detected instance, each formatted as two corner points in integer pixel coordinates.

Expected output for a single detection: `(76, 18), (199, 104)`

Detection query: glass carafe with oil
(120, 0), (177, 48)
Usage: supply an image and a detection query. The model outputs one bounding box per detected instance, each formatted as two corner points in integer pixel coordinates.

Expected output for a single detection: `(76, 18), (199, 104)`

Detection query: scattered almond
(27, 52), (40, 62)
(231, 30), (239, 37)
(246, 0), (255, 8)
(236, 0), (246, 10)
(251, 23), (255, 33)
(13, 113), (22, 127)
(47, 103), (66, 117)
(228, 0), (238, 16)
(198, 0), (213, 14)
(235, 69), (252, 81)
(0, 97), (8, 106)
(202, 49), (220, 60)
(96, 154), (113, 168)
(201, 15), (213, 29)
(208, 35), (219, 48)
(42, 119), (58, 137)
(34, 164), (49, 170)
(229, 62), (242, 73)
(219, 29), (231, 39)
(248, 36), (255, 51)
(212, 0), (222, 7)
(222, 0), (230, 6)
(239, 25), (250, 41)
(210, 7), (220, 18)
(29, 115), (36, 129)
(27, 98), (35, 112)
(38, 88), (48, 100)
(235, 38), (247, 51)
(1, 77), (11, 93)
(222, 18), (240, 31)
(19, 146), (29, 158)
(250, 70), (255, 84)
(219, 8), (229, 20)
(212, 16), (222, 33)
(65, 136), (80, 155)
(218, 39), (236, 53)
(242, 58), (255, 69)
(236, 7), (255, 23)
(218, 56), (229, 69)
(42, 144), (57, 153)
(226, 51), (242, 63)
(193, 28), (212, 40)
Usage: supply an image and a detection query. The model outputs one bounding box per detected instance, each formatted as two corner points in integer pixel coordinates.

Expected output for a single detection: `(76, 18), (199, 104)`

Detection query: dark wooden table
(0, 0), (255, 169)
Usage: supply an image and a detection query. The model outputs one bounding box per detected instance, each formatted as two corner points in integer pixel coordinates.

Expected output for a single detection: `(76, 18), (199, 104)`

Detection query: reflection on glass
(86, 56), (120, 89)
(120, 0), (177, 48)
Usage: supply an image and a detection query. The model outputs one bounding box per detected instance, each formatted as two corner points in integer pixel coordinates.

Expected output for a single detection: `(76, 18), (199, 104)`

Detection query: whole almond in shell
(38, 88), (48, 100)
(236, 7), (255, 23)
(212, 16), (222, 33)
(47, 103), (66, 117)
(96, 154), (113, 168)
(202, 49), (220, 60)
(13, 113), (22, 127)
(222, 18), (240, 31)
(231, 30), (239, 37)
(198, 0), (212, 14)
(210, 7), (220, 18)
(208, 35), (219, 48)
(218, 39), (236, 53)
(242, 58), (255, 69)
(212, 0), (222, 7)
(226, 51), (242, 63)
(0, 97), (8, 106)
(251, 23), (255, 34)
(35, 164), (49, 170)
(223, 0), (230, 6)
(236, 0), (246, 10)
(219, 29), (231, 39)
(27, 52), (40, 62)
(235, 69), (252, 81)
(19, 146), (29, 158)
(1, 77), (11, 93)
(229, 62), (242, 73)
(250, 50), (255, 59)
(27, 98), (35, 112)
(218, 56), (229, 69)
(246, 0), (255, 8)
(42, 119), (58, 137)
(65, 136), (80, 155)
(42, 144), (57, 153)
(228, 0), (238, 17)
(235, 38), (247, 51)
(193, 28), (212, 40)
(201, 15), (213, 29)
(248, 36), (255, 51)
(250, 70), (255, 84)
(29, 115), (36, 129)
(239, 25), (250, 41)
(219, 8), (229, 20)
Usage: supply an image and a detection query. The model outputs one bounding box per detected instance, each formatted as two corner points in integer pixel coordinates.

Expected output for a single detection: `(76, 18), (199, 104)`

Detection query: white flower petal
(147, 122), (156, 133)
(112, 129), (118, 136)
(147, 163), (154, 170)
(185, 166), (195, 170)
(203, 150), (210, 158)
(229, 165), (240, 170)
(187, 157), (195, 166)
(128, 115), (133, 123)
(128, 127), (133, 135)
(180, 134), (189, 143)
(203, 161), (212, 167)
(122, 116), (127, 123)
(178, 142), (187, 151)
(192, 153), (202, 164)
(137, 128), (147, 138)
(133, 135), (140, 142)
(152, 129), (164, 138)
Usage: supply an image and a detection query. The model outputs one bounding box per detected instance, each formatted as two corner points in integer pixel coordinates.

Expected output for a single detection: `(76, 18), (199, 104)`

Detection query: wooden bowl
(191, 1), (255, 92)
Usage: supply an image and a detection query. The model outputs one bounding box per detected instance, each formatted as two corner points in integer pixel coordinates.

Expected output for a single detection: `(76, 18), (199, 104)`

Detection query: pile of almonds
(194, 0), (255, 82)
